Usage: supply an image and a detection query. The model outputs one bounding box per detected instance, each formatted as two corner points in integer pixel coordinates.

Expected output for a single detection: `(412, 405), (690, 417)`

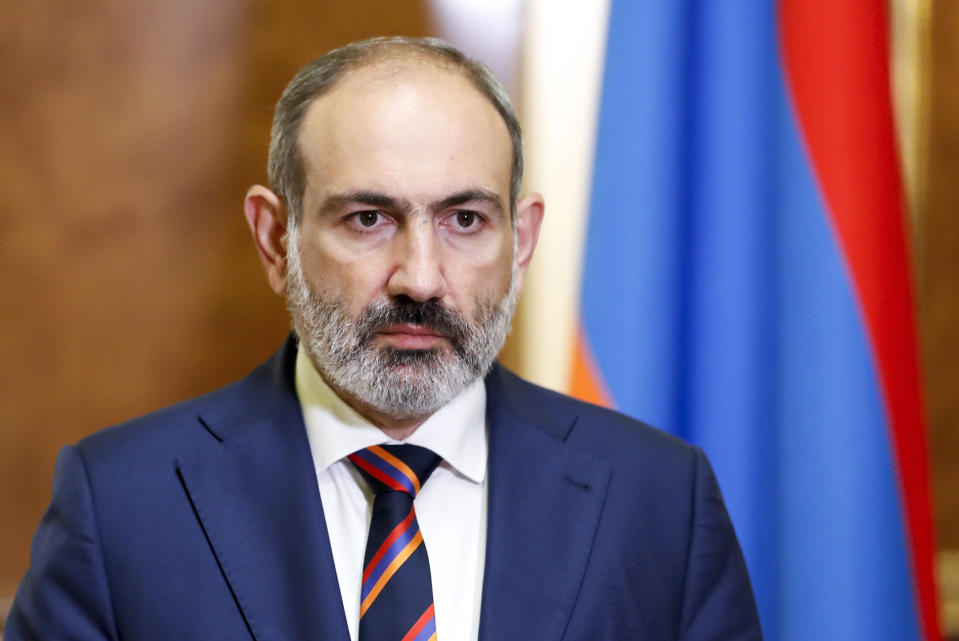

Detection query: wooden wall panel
(0, 0), (432, 600)
(925, 0), (959, 552)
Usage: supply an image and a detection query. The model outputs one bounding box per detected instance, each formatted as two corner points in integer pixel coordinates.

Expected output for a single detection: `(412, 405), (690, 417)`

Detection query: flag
(571, 1), (939, 638)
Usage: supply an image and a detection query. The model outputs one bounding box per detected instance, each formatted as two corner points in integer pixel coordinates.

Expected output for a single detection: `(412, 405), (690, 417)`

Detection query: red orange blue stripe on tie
(362, 510), (416, 584)
(358, 519), (423, 615)
(401, 604), (437, 641)
(350, 445), (422, 495)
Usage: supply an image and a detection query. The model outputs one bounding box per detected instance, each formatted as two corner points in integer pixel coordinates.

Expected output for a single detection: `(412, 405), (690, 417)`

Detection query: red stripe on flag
(780, 2), (939, 639)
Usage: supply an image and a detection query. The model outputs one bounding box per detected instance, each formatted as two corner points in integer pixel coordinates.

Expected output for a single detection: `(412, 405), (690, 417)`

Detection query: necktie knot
(349, 444), (441, 498)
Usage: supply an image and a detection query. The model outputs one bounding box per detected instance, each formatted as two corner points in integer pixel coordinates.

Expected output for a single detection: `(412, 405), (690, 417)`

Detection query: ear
(244, 185), (289, 296)
(513, 192), (545, 289)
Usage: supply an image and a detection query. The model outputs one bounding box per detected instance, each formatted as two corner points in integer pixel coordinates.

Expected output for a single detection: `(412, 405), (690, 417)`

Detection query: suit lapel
(175, 339), (350, 641)
(170, 344), (608, 641)
(478, 367), (611, 641)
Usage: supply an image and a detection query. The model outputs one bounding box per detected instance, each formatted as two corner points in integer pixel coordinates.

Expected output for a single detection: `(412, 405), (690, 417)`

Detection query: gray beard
(284, 228), (518, 420)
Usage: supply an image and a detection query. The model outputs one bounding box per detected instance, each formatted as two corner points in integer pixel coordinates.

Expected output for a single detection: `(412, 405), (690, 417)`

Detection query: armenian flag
(571, 1), (939, 638)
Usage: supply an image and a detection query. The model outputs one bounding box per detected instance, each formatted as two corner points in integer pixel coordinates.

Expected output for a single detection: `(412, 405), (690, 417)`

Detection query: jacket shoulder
(486, 363), (695, 468)
(77, 378), (238, 462)
(77, 339), (296, 467)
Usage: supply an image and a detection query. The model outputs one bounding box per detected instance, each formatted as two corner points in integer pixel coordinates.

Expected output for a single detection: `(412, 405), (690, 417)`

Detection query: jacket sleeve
(678, 447), (763, 640)
(6, 446), (120, 641)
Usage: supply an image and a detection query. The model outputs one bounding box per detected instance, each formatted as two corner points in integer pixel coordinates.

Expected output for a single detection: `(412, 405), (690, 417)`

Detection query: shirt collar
(295, 346), (487, 484)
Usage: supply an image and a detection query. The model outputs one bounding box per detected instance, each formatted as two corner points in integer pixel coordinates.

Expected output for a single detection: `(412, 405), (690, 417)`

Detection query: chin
(381, 346), (445, 367)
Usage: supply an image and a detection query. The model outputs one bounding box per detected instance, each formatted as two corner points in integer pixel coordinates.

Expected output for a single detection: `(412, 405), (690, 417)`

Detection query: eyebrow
(319, 191), (409, 214)
(433, 189), (504, 215)
(318, 188), (504, 217)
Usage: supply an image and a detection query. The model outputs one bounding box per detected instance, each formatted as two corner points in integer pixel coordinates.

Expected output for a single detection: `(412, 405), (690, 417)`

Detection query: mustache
(355, 296), (471, 346)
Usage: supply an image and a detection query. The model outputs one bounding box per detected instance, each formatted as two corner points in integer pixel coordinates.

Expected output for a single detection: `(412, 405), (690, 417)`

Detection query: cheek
(445, 240), (515, 304)
(298, 238), (387, 304)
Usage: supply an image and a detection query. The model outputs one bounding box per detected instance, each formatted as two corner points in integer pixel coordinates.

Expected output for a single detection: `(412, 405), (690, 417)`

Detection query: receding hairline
(268, 37), (524, 224)
(302, 53), (503, 117)
(320, 41), (481, 81)
(293, 50), (508, 150)
(295, 56), (513, 167)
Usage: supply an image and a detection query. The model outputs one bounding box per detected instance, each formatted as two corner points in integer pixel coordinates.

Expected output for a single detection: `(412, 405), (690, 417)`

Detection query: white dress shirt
(295, 347), (488, 641)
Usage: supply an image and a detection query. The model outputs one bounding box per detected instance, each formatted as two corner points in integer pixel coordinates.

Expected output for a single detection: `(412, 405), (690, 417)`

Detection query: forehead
(296, 62), (513, 202)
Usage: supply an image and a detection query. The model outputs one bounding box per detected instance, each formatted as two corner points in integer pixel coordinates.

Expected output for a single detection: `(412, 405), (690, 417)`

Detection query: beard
(285, 229), (518, 420)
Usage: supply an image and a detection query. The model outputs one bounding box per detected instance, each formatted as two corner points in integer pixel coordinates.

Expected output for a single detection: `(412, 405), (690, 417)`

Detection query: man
(6, 37), (761, 640)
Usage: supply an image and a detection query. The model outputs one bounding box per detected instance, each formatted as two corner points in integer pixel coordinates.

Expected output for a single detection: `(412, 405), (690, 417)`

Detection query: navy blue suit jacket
(7, 338), (761, 640)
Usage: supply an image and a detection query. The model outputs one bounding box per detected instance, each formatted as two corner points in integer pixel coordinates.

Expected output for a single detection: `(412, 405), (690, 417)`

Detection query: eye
(346, 210), (391, 231)
(441, 209), (487, 235)
(357, 211), (381, 227)
(455, 211), (477, 228)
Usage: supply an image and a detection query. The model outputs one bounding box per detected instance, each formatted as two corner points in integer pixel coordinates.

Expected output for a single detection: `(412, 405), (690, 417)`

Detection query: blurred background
(0, 0), (956, 638)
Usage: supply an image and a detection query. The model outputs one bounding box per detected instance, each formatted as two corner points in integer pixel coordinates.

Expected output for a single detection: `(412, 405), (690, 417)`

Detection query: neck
(351, 398), (430, 441)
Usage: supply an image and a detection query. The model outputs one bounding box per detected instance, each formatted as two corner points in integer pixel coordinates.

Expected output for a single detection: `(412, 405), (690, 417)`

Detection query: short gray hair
(267, 36), (524, 224)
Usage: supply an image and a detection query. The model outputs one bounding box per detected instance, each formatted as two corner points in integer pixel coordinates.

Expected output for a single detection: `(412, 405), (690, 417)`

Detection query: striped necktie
(349, 444), (441, 641)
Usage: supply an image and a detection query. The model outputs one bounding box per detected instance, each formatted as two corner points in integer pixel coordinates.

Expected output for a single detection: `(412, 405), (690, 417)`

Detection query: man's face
(285, 62), (521, 419)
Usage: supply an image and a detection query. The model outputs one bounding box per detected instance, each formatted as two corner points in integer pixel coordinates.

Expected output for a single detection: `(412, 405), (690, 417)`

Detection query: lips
(377, 323), (448, 349)
(352, 298), (469, 350)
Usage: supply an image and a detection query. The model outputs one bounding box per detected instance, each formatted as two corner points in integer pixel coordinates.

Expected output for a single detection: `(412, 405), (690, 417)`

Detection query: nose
(386, 221), (448, 302)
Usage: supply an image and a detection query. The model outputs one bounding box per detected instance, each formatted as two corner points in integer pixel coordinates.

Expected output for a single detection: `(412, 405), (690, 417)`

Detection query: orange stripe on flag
(569, 326), (614, 408)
